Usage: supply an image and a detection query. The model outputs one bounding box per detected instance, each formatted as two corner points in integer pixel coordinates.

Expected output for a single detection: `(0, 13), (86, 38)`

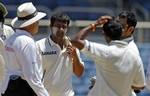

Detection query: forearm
(74, 25), (95, 40)
(72, 16), (109, 50)
(74, 16), (110, 41)
(72, 54), (84, 77)
(71, 25), (95, 50)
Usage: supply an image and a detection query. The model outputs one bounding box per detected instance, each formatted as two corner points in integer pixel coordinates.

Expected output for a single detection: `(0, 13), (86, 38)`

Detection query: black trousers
(2, 76), (37, 96)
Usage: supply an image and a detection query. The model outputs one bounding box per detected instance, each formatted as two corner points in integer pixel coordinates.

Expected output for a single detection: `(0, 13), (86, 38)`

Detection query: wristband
(90, 24), (96, 32)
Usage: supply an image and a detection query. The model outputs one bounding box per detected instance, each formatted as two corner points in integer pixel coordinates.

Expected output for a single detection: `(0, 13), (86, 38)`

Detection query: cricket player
(88, 11), (146, 93)
(1, 2), (49, 96)
(118, 11), (145, 93)
(71, 17), (145, 96)
(36, 13), (84, 96)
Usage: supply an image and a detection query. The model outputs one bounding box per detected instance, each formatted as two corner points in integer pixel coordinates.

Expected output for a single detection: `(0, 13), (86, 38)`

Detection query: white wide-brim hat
(11, 2), (46, 28)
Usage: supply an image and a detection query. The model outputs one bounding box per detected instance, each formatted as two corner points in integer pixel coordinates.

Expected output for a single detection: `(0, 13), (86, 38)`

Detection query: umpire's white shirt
(0, 25), (14, 92)
(36, 36), (83, 96)
(83, 40), (145, 96)
(1, 29), (49, 96)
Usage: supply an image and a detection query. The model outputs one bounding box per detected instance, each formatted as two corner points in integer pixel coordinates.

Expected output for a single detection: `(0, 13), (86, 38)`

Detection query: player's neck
(51, 35), (64, 49)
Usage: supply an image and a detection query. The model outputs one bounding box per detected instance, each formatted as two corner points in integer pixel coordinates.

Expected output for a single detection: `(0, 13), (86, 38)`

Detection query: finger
(101, 16), (112, 19)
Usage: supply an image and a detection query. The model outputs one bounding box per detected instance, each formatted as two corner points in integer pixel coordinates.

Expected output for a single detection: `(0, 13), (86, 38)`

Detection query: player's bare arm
(66, 45), (84, 77)
(71, 16), (110, 50)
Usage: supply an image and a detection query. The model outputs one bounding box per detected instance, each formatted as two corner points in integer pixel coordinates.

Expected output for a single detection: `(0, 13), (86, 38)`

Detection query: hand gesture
(96, 15), (112, 26)
(66, 45), (76, 58)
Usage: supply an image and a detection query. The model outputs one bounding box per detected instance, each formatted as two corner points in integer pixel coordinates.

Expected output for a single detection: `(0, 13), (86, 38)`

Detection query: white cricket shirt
(122, 36), (140, 55)
(123, 37), (146, 89)
(36, 36), (83, 96)
(82, 40), (145, 96)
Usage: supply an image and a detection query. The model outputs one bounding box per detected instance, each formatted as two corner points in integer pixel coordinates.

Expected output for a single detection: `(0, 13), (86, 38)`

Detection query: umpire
(1, 2), (49, 96)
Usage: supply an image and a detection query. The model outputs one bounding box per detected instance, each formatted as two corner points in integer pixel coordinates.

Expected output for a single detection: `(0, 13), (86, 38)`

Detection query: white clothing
(122, 36), (140, 55)
(0, 25), (14, 40)
(36, 36), (83, 96)
(82, 40), (145, 96)
(1, 29), (49, 96)
(0, 25), (14, 92)
(123, 37), (146, 88)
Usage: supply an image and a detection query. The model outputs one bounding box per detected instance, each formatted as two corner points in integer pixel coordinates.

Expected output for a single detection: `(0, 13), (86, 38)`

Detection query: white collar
(109, 40), (128, 46)
(47, 35), (66, 50)
(15, 29), (33, 38)
(122, 36), (133, 43)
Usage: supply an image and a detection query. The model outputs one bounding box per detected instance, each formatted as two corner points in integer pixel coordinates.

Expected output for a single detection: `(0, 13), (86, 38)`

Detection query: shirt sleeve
(132, 56), (145, 88)
(82, 40), (109, 61)
(19, 42), (49, 96)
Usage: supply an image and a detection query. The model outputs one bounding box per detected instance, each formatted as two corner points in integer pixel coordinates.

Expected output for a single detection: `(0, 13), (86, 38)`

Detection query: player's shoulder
(17, 35), (34, 46)
(3, 25), (14, 32)
(3, 25), (14, 36)
(36, 38), (47, 48)
(3, 24), (12, 29)
(36, 38), (47, 44)
(125, 45), (140, 62)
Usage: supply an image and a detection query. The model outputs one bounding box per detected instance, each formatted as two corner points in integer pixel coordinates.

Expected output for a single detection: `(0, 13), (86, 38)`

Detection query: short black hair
(119, 11), (137, 27)
(50, 12), (70, 26)
(103, 19), (123, 40)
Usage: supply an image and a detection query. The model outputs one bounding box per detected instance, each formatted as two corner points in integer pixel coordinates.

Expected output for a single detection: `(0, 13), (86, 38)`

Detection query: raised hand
(96, 15), (112, 26)
(66, 45), (76, 58)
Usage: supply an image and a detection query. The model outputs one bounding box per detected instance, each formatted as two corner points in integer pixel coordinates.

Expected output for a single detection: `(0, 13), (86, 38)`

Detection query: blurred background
(1, 0), (150, 96)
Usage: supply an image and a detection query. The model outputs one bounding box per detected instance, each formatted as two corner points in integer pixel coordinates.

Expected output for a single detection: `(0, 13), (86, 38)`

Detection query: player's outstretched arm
(71, 16), (111, 50)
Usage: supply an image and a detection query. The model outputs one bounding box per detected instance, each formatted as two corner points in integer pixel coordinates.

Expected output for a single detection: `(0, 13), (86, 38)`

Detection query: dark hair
(103, 20), (123, 40)
(119, 11), (137, 27)
(0, 10), (4, 23)
(50, 12), (70, 26)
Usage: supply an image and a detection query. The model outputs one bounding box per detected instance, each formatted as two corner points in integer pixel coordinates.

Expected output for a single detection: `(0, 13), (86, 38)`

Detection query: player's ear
(128, 26), (134, 35)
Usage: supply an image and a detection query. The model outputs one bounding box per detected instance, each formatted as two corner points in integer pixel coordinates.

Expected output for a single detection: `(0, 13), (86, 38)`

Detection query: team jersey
(36, 36), (83, 96)
(83, 40), (145, 96)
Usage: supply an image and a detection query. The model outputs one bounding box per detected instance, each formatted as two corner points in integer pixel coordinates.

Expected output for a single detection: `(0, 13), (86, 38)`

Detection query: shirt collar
(48, 36), (67, 53)
(122, 36), (133, 43)
(48, 35), (58, 46)
(109, 40), (128, 46)
(15, 29), (33, 38)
